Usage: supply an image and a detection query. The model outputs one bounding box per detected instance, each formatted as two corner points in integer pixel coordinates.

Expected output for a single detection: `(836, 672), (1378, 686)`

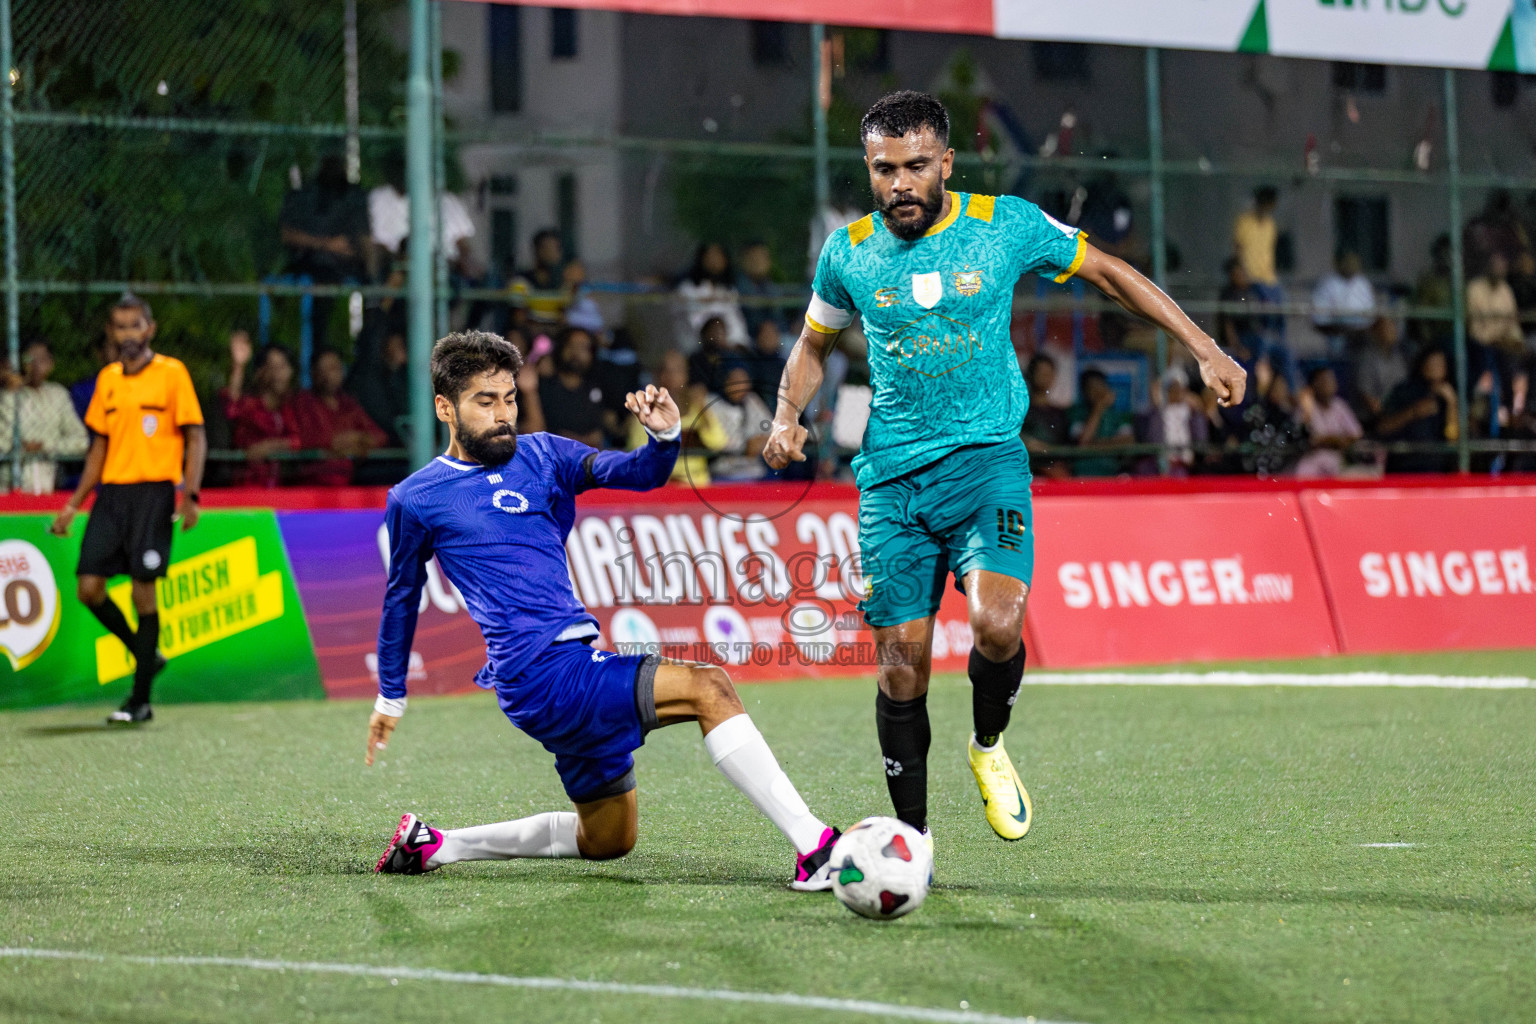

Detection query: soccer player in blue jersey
(368, 331), (841, 889)
(764, 92), (1248, 845)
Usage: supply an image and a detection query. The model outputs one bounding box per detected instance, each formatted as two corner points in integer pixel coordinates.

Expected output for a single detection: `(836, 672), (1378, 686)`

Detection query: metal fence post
(431, 0), (449, 340)
(1146, 46), (1168, 379)
(407, 0), (437, 471)
(811, 24), (829, 220)
(1444, 67), (1470, 473)
(2, 0), (18, 492)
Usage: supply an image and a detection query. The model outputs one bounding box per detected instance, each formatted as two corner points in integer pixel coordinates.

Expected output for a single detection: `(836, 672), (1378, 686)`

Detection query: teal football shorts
(856, 436), (1035, 628)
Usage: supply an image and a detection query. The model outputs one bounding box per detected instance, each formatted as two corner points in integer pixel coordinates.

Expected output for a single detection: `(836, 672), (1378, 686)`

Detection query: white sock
(703, 713), (828, 855)
(428, 812), (580, 865)
(971, 734), (1002, 754)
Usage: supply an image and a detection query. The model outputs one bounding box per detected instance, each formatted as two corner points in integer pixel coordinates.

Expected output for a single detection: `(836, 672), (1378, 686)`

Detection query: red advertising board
(1301, 487), (1536, 654)
(1024, 493), (1338, 667)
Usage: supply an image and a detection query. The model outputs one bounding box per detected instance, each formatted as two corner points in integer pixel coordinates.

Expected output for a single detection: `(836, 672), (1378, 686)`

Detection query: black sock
(970, 643), (1027, 748)
(130, 612), (161, 705)
(875, 690), (930, 832)
(86, 598), (136, 649)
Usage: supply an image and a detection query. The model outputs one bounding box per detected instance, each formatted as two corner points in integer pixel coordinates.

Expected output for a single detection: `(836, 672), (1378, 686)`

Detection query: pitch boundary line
(0, 947), (1087, 1024)
(1022, 671), (1533, 689)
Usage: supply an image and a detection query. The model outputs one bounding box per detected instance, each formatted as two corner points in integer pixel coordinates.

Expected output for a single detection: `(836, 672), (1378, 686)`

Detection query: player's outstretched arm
(1075, 245), (1248, 408)
(367, 493), (431, 766)
(764, 324), (837, 469)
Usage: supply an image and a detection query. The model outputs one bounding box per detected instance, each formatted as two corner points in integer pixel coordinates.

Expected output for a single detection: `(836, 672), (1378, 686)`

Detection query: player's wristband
(644, 421), (682, 443)
(374, 694), (407, 718)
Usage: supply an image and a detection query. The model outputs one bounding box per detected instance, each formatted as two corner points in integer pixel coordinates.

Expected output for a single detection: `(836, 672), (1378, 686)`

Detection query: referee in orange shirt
(50, 294), (207, 724)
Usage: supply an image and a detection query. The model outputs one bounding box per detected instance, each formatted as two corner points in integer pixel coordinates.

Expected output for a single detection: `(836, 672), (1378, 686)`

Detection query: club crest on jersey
(953, 269), (983, 297)
(874, 287), (900, 308)
(492, 489), (529, 514)
(911, 272), (942, 309)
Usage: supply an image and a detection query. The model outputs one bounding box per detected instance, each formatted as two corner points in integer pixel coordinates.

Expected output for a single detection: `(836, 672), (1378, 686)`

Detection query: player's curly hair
(431, 330), (523, 402)
(860, 90), (950, 149)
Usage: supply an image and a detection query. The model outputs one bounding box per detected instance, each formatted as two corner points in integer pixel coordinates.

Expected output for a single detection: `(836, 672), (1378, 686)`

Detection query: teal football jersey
(808, 191), (1086, 490)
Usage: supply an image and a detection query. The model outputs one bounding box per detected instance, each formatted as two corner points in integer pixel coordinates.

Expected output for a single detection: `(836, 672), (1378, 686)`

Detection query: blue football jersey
(376, 431), (679, 698)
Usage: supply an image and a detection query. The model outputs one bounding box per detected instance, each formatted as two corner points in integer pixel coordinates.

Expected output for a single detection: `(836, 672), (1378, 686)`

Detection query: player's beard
(878, 185), (945, 241)
(456, 420), (518, 467)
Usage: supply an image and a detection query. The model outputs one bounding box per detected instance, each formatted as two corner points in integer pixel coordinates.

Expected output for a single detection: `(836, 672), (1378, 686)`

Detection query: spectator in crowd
(290, 349), (388, 486)
(539, 326), (606, 448)
(1294, 366), (1364, 478)
(0, 340), (89, 493)
(1311, 250), (1376, 356)
(1020, 353), (1071, 478)
(1143, 365), (1206, 477)
(1068, 368), (1133, 477)
(709, 364), (773, 482)
(511, 228), (578, 326)
(70, 327), (118, 420)
(223, 333), (300, 487)
(1352, 316), (1409, 425)
(1509, 372), (1536, 471)
(745, 318), (788, 408)
(1463, 189), (1529, 272)
(368, 150), (482, 323)
(1466, 251), (1528, 392)
(628, 351), (725, 485)
(278, 153), (371, 348)
(689, 316), (740, 395)
(736, 240), (785, 337)
(1235, 358), (1306, 478)
(1410, 234), (1454, 350)
(1215, 257), (1261, 365)
(1376, 347), (1459, 474)
(1232, 185), (1283, 313)
(674, 242), (749, 351)
(347, 316), (411, 449)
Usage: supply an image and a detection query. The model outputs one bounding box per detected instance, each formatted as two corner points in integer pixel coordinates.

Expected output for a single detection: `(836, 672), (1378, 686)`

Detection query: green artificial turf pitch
(2, 654), (1534, 1024)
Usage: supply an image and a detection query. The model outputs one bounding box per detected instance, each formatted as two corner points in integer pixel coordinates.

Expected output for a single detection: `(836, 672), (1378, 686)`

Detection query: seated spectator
(628, 351), (725, 485)
(510, 228), (577, 326)
(347, 314), (411, 448)
(70, 327), (118, 420)
(1068, 369), (1133, 477)
(1021, 353), (1071, 479)
(290, 349), (388, 486)
(1467, 252), (1528, 394)
(1352, 316), (1409, 426)
(1376, 347), (1459, 474)
(1235, 358), (1307, 478)
(223, 333), (301, 487)
(279, 153), (370, 348)
(1294, 366), (1364, 478)
(689, 316), (741, 395)
(674, 242), (749, 352)
(539, 326), (606, 448)
(592, 326), (641, 446)
(0, 340), (89, 493)
(1311, 250), (1376, 356)
(745, 319), (788, 408)
(1143, 365), (1206, 477)
(1509, 371), (1536, 472)
(737, 240), (786, 337)
(709, 364), (773, 482)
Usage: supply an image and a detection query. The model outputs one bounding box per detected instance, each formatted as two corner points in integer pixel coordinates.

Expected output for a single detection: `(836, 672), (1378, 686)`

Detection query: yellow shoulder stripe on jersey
(847, 215), (875, 247)
(1053, 233), (1089, 283)
(965, 194), (996, 223)
(922, 192), (962, 238)
(805, 314), (840, 334)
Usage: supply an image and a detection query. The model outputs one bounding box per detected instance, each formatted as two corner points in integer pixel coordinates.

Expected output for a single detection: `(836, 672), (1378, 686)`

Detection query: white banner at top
(993, 0), (1259, 54)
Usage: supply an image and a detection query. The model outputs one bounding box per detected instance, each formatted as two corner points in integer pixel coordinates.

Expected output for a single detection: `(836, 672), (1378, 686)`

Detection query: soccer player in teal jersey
(765, 92), (1247, 845)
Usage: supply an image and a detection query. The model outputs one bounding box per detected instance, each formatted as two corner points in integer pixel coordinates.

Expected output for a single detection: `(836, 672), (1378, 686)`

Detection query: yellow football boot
(967, 735), (1033, 840)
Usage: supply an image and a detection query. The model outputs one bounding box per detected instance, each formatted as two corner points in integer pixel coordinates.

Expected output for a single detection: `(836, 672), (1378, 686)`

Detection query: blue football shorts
(494, 640), (661, 804)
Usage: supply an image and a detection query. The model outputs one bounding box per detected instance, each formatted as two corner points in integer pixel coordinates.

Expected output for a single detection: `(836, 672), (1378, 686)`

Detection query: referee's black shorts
(77, 482), (177, 581)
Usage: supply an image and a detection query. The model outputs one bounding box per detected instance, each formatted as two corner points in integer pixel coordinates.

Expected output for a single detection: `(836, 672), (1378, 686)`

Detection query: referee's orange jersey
(83, 355), (205, 485)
